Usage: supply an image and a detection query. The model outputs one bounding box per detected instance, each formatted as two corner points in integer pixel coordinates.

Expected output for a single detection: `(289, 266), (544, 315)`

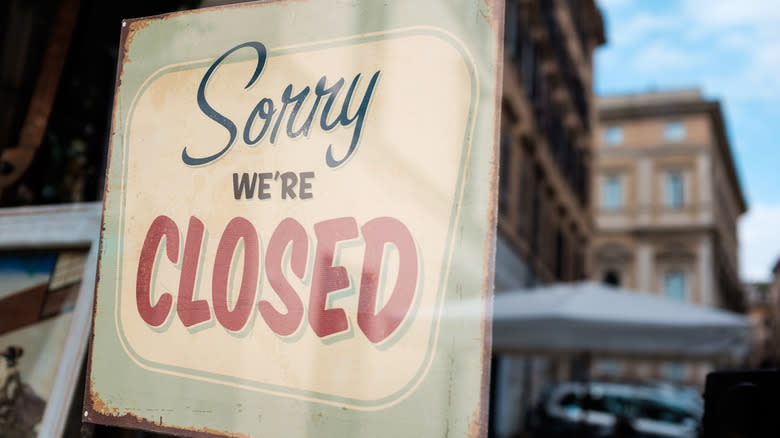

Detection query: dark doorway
(603, 269), (621, 287)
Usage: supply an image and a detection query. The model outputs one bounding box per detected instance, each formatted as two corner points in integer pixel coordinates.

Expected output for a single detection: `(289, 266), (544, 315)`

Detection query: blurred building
(773, 259), (780, 301)
(491, 0), (605, 437)
(589, 89), (748, 384)
(744, 282), (772, 368)
(4, 0), (610, 436)
(764, 259), (780, 366)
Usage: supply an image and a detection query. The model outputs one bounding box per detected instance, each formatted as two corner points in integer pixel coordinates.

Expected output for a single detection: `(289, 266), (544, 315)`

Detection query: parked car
(525, 382), (701, 438)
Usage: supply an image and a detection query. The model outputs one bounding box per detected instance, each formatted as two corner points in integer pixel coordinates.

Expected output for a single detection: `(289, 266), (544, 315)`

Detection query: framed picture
(0, 202), (101, 438)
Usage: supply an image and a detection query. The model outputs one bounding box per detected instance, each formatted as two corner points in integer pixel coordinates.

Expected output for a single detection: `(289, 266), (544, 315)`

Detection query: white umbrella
(490, 282), (751, 363)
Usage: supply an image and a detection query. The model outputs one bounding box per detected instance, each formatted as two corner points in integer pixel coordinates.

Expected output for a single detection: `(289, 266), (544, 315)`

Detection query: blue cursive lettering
(183, 41), (380, 167)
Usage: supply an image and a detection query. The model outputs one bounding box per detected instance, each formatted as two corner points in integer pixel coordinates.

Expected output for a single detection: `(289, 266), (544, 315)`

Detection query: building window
(664, 121), (686, 142)
(555, 229), (565, 279)
(603, 269), (621, 287)
(598, 359), (620, 376)
(602, 175), (623, 210)
(663, 362), (686, 381)
(604, 126), (623, 146)
(517, 158), (532, 235)
(664, 172), (684, 208)
(499, 131), (511, 216)
(664, 270), (687, 301)
(504, 0), (519, 56)
(574, 249), (585, 281)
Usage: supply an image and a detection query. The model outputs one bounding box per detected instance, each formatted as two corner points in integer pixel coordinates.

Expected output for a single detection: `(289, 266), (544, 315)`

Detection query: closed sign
(87, 1), (502, 436)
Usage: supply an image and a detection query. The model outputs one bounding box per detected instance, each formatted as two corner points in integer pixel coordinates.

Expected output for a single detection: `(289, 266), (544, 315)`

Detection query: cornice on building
(582, 0), (606, 46)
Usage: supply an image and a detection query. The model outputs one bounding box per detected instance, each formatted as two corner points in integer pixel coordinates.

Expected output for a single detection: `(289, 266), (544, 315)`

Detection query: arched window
(603, 269), (621, 287)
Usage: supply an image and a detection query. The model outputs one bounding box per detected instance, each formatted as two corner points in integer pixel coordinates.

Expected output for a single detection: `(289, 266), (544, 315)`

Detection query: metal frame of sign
(86, 0), (503, 436)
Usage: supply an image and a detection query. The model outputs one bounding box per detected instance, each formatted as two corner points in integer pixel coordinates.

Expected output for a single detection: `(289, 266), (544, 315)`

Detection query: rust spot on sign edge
(119, 0), (303, 36)
(469, 0), (504, 436)
(85, 374), (249, 438)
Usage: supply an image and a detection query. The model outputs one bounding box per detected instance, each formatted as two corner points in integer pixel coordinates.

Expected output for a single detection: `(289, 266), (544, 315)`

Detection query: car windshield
(639, 399), (697, 425)
(556, 386), (698, 425)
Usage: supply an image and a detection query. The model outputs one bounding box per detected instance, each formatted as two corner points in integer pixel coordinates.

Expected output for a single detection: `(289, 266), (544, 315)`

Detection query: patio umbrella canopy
(490, 282), (751, 362)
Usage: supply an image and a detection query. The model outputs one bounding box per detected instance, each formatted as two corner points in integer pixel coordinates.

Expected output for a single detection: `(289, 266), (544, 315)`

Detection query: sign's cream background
(117, 35), (472, 402)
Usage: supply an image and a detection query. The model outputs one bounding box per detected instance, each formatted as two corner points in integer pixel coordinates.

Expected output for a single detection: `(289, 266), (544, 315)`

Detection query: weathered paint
(86, 0), (502, 436)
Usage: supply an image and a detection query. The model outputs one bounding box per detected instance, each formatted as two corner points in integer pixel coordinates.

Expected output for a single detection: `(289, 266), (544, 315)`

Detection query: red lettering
(135, 214), (421, 343)
(357, 217), (418, 343)
(259, 218), (307, 336)
(212, 217), (260, 332)
(177, 216), (211, 327)
(308, 217), (358, 338)
(136, 215), (179, 327)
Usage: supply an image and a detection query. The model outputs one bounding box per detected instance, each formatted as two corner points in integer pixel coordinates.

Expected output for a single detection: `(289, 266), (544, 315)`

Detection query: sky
(595, 0), (780, 282)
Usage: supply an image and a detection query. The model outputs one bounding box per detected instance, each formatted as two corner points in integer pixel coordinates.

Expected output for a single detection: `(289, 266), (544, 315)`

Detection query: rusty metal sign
(86, 0), (503, 436)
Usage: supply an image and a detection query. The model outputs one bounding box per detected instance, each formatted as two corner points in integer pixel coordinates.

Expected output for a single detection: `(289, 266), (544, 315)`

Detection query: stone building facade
(590, 90), (748, 384)
(762, 260), (780, 366)
(491, 1), (605, 436)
